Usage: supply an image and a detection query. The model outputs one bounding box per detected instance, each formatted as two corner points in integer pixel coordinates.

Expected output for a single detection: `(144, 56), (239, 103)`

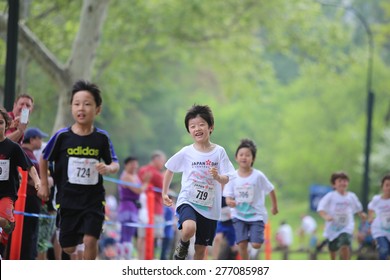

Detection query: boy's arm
(37, 156), (50, 201)
(162, 169), (174, 207)
(318, 210), (333, 221)
(357, 211), (367, 221)
(367, 209), (375, 224)
(28, 166), (41, 191)
(269, 190), (279, 215)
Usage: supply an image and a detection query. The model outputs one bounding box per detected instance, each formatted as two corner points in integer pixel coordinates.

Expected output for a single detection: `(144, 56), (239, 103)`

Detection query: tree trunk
(0, 0), (110, 134)
(53, 0), (110, 131)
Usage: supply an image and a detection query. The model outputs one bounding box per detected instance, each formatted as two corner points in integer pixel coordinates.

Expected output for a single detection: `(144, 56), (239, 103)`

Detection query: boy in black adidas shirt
(39, 80), (119, 260)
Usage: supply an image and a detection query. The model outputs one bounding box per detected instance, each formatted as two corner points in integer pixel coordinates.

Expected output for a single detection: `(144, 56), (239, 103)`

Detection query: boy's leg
(238, 241), (249, 260)
(173, 205), (197, 260)
(375, 236), (390, 260)
(173, 220), (195, 260)
(83, 234), (98, 260)
(211, 232), (224, 259)
(327, 238), (338, 260)
(194, 244), (207, 260)
(180, 220), (196, 242)
(339, 245), (350, 260)
(338, 233), (352, 260)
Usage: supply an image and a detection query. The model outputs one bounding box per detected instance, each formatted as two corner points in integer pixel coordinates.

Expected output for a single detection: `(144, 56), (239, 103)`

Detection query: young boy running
(317, 171), (366, 260)
(0, 107), (41, 259)
(38, 80), (119, 260)
(224, 139), (279, 259)
(162, 104), (235, 260)
(368, 174), (390, 260)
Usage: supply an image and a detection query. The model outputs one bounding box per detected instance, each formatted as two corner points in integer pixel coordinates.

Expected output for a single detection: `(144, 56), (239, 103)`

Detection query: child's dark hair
(0, 107), (12, 129)
(184, 104), (214, 133)
(70, 80), (102, 107)
(235, 138), (257, 166)
(330, 171), (349, 184)
(124, 156), (138, 165)
(381, 174), (390, 187)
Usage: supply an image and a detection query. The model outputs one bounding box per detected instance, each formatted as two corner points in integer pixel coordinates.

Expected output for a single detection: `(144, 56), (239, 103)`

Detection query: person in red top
(6, 94), (34, 144)
(138, 150), (166, 258)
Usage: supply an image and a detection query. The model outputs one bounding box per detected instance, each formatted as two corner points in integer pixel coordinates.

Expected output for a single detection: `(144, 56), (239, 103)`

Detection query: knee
(83, 235), (98, 248)
(182, 220), (196, 237)
(251, 243), (262, 249)
(63, 246), (76, 255)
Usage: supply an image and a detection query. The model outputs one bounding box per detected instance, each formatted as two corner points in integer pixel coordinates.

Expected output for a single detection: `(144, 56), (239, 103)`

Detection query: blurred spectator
(276, 220), (293, 259)
(298, 214), (317, 251)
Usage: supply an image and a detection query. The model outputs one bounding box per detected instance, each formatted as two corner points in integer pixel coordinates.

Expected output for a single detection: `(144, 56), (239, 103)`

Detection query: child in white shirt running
(317, 171), (366, 260)
(368, 174), (390, 260)
(223, 138), (278, 260)
(162, 104), (235, 260)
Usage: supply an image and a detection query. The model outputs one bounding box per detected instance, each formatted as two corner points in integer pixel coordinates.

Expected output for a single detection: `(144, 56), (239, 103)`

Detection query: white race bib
(380, 212), (390, 230)
(234, 184), (254, 203)
(68, 157), (99, 185)
(334, 213), (349, 227)
(189, 181), (215, 207)
(0, 159), (10, 181)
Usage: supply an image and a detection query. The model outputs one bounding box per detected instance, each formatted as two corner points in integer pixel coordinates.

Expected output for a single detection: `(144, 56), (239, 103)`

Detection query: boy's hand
(325, 215), (333, 222)
(95, 162), (111, 175)
(162, 194), (173, 207)
(226, 197), (236, 208)
(37, 182), (50, 201)
(271, 206), (279, 215)
(209, 167), (220, 181)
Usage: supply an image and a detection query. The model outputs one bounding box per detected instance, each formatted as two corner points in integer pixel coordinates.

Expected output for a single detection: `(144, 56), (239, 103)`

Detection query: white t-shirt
(165, 144), (235, 220)
(301, 215), (317, 235)
(277, 223), (293, 246)
(368, 194), (390, 240)
(317, 191), (363, 241)
(223, 169), (274, 222)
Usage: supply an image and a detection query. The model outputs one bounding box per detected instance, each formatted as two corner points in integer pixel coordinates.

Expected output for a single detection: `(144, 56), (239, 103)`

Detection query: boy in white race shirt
(162, 104), (235, 260)
(223, 138), (279, 260)
(317, 171), (366, 260)
(368, 174), (390, 260)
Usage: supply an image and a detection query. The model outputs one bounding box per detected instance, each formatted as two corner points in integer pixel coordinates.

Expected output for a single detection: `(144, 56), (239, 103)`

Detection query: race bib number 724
(68, 157), (99, 185)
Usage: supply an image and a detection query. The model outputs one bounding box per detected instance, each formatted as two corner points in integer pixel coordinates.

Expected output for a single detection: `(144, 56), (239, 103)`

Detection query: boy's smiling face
(188, 115), (213, 143)
(333, 178), (349, 194)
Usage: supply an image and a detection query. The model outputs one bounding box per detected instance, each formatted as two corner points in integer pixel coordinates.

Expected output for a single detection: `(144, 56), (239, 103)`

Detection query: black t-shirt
(0, 138), (33, 201)
(43, 127), (118, 209)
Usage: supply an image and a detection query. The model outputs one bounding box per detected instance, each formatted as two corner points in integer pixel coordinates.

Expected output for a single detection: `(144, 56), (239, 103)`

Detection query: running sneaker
(173, 241), (189, 260)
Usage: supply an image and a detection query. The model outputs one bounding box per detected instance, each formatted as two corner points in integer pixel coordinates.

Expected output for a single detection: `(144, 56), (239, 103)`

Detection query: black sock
(180, 239), (190, 247)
